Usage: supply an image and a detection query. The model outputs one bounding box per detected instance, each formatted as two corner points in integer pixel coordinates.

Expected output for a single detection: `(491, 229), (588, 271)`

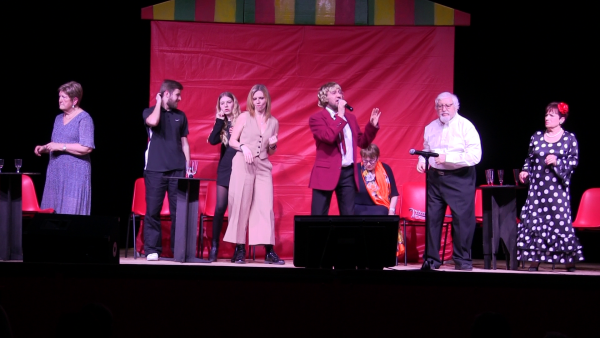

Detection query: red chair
(572, 188), (600, 230)
(21, 174), (54, 217)
(475, 187), (483, 225)
(125, 177), (170, 258)
(398, 181), (452, 266)
(197, 180), (228, 258)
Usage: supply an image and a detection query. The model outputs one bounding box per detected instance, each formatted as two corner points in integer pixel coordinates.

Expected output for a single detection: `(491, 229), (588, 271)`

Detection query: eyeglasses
(363, 158), (378, 164)
(436, 103), (453, 110)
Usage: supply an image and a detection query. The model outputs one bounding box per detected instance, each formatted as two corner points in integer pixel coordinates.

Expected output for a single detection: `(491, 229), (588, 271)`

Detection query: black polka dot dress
(516, 130), (584, 264)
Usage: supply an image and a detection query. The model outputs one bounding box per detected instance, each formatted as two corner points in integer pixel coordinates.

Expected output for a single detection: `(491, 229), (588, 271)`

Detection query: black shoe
(208, 247), (218, 262)
(528, 262), (540, 271)
(265, 250), (285, 265)
(566, 263), (576, 272)
(234, 244), (246, 264)
(421, 260), (440, 271)
(455, 264), (473, 271)
(230, 246), (238, 263)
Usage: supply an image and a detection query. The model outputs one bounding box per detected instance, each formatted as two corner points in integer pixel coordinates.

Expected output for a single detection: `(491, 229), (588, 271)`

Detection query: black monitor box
(23, 213), (120, 264)
(293, 215), (399, 270)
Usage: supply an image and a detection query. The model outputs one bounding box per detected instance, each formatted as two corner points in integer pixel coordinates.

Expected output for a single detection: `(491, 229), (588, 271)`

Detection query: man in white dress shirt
(417, 92), (482, 270)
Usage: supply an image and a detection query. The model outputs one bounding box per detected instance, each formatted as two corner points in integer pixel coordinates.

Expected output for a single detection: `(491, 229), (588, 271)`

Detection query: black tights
(212, 185), (229, 248)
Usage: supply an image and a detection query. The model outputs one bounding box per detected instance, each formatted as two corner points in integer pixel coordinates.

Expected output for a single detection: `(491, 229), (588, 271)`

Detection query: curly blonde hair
(317, 82), (342, 108)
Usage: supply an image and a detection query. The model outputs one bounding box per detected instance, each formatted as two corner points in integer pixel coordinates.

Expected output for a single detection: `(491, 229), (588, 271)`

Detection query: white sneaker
(146, 253), (159, 261)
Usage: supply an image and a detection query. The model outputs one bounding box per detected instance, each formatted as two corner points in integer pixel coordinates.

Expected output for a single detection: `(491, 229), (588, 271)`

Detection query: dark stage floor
(1, 249), (599, 338)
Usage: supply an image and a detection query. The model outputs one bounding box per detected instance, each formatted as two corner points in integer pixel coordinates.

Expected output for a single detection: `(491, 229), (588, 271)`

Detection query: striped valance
(141, 0), (470, 26)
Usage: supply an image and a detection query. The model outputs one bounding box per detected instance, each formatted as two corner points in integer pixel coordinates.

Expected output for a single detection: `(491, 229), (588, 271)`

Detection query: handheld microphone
(409, 149), (439, 157)
(344, 103), (353, 111)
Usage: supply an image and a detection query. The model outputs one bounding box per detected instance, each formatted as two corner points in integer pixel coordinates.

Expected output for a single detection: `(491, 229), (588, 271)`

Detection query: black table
(0, 173), (39, 261)
(480, 185), (523, 270)
(168, 177), (215, 263)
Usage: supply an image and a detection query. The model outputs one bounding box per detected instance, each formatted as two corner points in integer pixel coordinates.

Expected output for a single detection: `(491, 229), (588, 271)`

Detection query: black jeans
(143, 169), (184, 255)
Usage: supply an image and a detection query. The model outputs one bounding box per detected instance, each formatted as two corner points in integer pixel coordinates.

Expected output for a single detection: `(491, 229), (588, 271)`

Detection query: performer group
(33, 79), (584, 271)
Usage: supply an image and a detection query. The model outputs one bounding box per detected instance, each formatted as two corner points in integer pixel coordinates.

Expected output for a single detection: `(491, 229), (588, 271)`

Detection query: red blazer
(308, 108), (379, 191)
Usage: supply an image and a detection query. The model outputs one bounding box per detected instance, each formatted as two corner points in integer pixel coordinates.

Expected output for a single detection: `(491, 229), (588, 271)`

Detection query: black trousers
(424, 166), (476, 266)
(143, 169), (184, 255)
(311, 166), (356, 215)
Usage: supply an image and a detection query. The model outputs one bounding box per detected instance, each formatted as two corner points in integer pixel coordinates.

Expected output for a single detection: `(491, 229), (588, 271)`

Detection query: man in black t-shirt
(142, 79), (190, 261)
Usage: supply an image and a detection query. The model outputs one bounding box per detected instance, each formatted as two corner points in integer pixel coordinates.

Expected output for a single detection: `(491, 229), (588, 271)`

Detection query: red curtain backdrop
(148, 21), (455, 261)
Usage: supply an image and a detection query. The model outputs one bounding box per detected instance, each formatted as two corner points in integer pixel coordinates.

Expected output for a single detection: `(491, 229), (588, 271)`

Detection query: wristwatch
(62, 144), (67, 151)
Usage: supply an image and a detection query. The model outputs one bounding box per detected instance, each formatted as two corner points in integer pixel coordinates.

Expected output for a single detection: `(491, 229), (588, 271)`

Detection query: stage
(1, 249), (599, 338)
(118, 249), (600, 275)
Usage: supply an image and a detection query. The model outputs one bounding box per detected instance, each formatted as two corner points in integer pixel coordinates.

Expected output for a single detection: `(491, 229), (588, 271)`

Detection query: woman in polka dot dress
(516, 102), (583, 272)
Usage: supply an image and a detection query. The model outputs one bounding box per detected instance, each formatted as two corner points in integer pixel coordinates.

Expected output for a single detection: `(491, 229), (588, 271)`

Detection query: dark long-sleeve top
(354, 162), (399, 206)
(208, 118), (231, 159)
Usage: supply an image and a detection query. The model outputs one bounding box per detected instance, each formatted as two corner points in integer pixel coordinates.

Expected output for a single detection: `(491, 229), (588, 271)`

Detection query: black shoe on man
(421, 260), (441, 271)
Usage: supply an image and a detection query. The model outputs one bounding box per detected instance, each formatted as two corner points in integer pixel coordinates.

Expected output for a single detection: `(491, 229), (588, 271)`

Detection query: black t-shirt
(354, 162), (399, 205)
(143, 105), (189, 172)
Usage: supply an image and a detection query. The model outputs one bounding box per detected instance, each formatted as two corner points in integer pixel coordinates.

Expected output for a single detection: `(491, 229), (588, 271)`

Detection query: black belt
(342, 165), (354, 170)
(432, 167), (468, 176)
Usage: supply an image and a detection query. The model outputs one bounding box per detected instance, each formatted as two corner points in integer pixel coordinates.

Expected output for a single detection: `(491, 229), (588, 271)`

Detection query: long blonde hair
(214, 92), (241, 147)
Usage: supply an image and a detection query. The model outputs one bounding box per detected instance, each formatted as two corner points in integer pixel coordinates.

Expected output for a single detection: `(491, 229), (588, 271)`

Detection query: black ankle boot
(208, 245), (218, 262)
(264, 245), (285, 265)
(230, 245), (238, 263)
(528, 262), (540, 271)
(234, 244), (246, 264)
(210, 221), (222, 262)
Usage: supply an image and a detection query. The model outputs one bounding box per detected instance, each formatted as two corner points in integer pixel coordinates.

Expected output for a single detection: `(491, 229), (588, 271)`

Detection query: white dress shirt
(418, 113), (482, 170)
(326, 107), (354, 167)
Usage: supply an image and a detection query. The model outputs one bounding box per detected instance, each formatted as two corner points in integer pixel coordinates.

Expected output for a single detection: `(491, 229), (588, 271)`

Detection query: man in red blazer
(309, 82), (381, 215)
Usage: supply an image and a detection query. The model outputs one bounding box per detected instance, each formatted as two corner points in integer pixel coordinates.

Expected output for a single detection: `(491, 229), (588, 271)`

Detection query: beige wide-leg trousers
(224, 153), (275, 245)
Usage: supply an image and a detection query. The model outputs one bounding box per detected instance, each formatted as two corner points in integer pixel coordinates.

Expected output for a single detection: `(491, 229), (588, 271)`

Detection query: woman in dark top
(207, 92), (241, 261)
(354, 144), (399, 215)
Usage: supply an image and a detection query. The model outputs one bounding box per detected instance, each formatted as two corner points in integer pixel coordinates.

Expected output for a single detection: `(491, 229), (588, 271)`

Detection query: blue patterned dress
(516, 130), (583, 264)
(40, 111), (95, 215)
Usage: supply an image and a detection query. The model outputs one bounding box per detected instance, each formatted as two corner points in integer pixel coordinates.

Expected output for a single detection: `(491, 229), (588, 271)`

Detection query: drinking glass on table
(187, 160), (198, 178)
(485, 169), (494, 186)
(497, 169), (504, 185)
(514, 168), (530, 185)
(15, 159), (22, 173)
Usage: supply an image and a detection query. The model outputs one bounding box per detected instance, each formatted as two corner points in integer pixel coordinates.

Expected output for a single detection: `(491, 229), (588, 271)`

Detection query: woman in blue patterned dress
(34, 81), (95, 215)
(516, 102), (583, 272)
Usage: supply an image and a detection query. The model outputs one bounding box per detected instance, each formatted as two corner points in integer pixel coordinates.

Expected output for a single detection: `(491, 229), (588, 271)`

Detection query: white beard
(439, 116), (450, 124)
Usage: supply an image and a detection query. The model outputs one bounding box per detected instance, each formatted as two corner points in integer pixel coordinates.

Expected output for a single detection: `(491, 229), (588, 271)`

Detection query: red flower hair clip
(558, 102), (569, 114)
